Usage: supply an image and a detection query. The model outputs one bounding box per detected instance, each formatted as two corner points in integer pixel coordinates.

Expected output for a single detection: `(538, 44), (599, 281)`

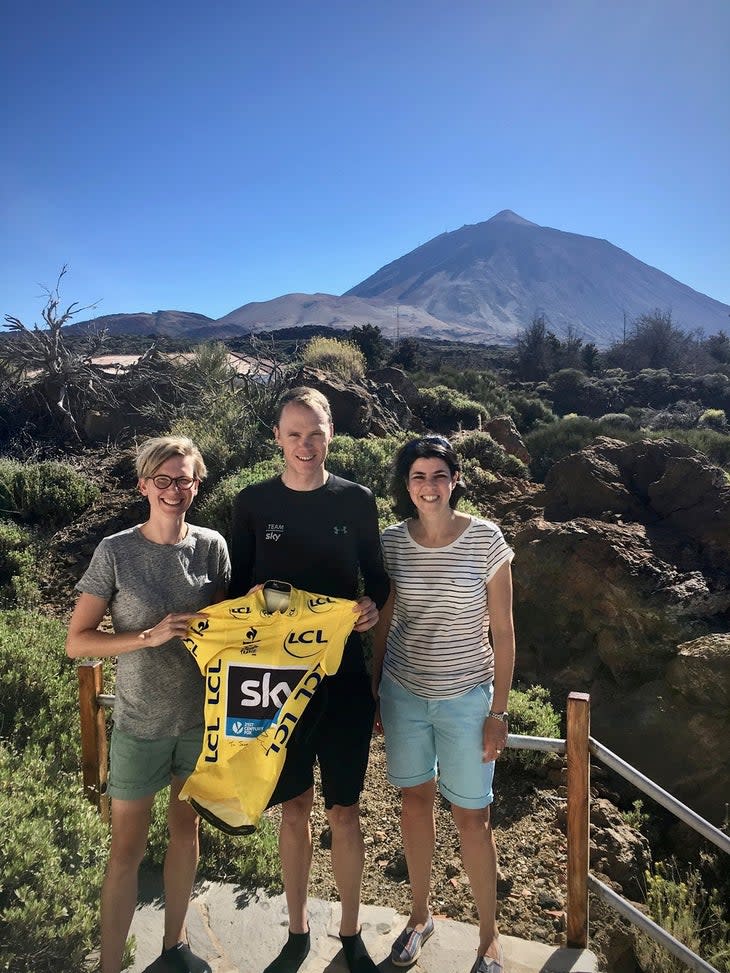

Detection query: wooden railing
(77, 666), (729, 971)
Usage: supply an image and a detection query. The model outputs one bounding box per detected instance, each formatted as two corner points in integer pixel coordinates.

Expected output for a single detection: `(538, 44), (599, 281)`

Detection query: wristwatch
(488, 711), (509, 723)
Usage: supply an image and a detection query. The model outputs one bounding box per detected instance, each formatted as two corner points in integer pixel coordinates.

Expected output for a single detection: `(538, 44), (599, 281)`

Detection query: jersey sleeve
(229, 488), (256, 598)
(75, 537), (116, 602)
(357, 488), (390, 609)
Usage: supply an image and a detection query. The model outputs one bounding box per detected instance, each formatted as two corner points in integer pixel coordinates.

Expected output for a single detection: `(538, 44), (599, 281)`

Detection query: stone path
(126, 883), (599, 973)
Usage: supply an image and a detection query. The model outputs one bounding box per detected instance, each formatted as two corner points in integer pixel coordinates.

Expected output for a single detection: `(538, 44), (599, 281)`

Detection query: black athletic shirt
(230, 474), (390, 675)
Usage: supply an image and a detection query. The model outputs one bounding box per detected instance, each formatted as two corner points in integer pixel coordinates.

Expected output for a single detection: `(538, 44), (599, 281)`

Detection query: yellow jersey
(179, 583), (358, 833)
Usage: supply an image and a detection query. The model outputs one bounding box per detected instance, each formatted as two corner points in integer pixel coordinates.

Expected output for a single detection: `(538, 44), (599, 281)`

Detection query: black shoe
(145, 941), (212, 973)
(262, 929), (311, 973)
(340, 930), (379, 973)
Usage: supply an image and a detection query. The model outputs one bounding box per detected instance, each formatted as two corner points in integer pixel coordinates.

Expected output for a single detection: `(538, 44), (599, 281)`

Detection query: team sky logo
(283, 628), (329, 659)
(224, 663), (307, 739)
(265, 522), (285, 542)
(306, 596), (337, 614)
(228, 604), (252, 619)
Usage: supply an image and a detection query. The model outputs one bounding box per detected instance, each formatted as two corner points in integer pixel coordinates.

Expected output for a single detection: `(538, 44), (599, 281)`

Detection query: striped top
(381, 517), (514, 698)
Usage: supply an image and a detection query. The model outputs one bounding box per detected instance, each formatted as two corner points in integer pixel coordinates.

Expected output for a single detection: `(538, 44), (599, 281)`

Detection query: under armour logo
(333, 525), (348, 535)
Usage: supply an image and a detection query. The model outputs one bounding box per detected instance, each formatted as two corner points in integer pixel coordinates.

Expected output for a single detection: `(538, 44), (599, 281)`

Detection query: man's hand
(353, 596), (379, 633)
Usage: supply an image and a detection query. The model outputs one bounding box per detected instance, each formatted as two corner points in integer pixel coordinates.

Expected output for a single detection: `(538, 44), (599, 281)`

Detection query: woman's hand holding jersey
(138, 611), (210, 646)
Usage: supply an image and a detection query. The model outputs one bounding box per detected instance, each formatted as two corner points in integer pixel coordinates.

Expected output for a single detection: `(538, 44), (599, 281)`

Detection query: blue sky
(2, 0), (729, 329)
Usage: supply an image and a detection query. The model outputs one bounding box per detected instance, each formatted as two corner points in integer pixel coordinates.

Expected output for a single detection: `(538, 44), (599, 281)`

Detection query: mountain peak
(486, 209), (537, 227)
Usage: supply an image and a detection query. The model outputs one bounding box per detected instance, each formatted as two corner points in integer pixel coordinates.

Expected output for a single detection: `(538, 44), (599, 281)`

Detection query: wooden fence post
(77, 661), (110, 823)
(566, 691), (590, 948)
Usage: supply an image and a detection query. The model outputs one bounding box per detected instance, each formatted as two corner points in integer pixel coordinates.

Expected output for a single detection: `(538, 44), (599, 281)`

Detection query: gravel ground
(304, 735), (571, 947)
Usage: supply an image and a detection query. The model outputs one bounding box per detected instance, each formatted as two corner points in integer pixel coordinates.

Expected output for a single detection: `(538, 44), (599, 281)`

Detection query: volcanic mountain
(344, 210), (730, 345)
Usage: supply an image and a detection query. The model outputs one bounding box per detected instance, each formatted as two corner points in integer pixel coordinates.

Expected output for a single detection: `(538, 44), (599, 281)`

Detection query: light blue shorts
(108, 724), (203, 801)
(379, 675), (495, 809)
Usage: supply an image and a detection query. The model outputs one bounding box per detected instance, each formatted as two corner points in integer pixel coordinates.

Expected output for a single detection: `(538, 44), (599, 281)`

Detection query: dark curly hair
(390, 435), (467, 519)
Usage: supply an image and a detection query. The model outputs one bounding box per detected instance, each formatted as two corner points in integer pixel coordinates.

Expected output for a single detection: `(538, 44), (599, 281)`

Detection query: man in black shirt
(230, 387), (389, 973)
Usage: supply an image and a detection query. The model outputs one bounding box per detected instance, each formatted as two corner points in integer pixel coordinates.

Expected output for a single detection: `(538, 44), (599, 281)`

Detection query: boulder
(483, 415), (531, 465)
(511, 436), (730, 822)
(291, 367), (412, 437)
(366, 366), (420, 407)
(666, 634), (730, 710)
(544, 437), (730, 571)
(589, 799), (651, 900)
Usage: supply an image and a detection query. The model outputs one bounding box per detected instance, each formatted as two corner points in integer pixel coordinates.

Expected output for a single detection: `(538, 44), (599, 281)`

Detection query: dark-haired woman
(372, 436), (515, 973)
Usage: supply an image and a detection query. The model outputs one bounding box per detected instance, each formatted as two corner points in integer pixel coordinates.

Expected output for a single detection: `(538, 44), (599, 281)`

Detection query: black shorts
(268, 670), (375, 810)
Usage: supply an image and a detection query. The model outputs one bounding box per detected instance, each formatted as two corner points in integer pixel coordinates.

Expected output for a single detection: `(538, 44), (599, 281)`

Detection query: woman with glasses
(372, 436), (514, 973)
(66, 436), (230, 973)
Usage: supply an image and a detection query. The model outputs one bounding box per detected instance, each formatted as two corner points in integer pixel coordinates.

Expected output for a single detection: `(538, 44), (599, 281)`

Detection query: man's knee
(281, 789), (314, 829)
(326, 802), (361, 836)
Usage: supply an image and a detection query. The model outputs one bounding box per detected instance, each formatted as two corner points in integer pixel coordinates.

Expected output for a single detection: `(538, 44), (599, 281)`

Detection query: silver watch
(488, 711), (509, 723)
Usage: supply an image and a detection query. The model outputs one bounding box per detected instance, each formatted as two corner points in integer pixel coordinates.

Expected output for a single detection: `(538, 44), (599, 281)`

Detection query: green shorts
(108, 724), (204, 801)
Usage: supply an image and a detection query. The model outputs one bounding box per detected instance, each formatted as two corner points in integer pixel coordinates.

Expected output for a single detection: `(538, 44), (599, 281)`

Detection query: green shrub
(416, 368), (515, 419)
(698, 408), (728, 431)
(326, 434), (405, 498)
(598, 413), (636, 428)
(375, 495), (400, 532)
(165, 342), (290, 483)
(144, 791), (281, 888)
(301, 337), (366, 380)
(415, 385), (488, 434)
(170, 400), (260, 485)
(645, 427), (730, 471)
(0, 610), (80, 772)
(510, 393), (556, 432)
(195, 458), (283, 538)
(0, 743), (108, 973)
(453, 431), (529, 479)
(0, 521), (40, 609)
(525, 417), (603, 482)
(621, 799), (650, 833)
(0, 459), (99, 529)
(635, 860), (730, 973)
(503, 684), (561, 771)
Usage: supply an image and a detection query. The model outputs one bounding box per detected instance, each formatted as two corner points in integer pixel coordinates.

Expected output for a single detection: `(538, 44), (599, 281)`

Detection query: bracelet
(488, 711), (509, 723)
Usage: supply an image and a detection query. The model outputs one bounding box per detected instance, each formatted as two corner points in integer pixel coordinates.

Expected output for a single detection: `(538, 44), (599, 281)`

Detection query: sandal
(390, 914), (435, 966)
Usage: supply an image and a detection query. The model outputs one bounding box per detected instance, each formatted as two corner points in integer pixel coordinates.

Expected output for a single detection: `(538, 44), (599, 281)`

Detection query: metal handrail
(589, 736), (730, 856)
(509, 730), (727, 973)
(589, 876), (721, 973)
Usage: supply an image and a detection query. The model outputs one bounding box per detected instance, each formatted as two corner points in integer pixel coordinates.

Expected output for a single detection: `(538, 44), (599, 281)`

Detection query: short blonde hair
(275, 386), (333, 425)
(135, 436), (207, 480)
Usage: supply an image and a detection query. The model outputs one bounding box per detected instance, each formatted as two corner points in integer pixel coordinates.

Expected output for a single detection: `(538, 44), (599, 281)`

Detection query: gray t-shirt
(76, 523), (231, 738)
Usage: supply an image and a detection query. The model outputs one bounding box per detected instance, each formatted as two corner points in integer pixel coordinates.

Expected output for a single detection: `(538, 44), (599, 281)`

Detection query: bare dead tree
(1, 266), (114, 442)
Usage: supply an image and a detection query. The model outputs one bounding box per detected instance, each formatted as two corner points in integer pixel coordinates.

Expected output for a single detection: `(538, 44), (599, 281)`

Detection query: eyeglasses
(148, 475), (197, 490)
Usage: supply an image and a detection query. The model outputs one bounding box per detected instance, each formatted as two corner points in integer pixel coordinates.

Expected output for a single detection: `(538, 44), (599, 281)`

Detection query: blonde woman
(67, 436), (230, 973)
